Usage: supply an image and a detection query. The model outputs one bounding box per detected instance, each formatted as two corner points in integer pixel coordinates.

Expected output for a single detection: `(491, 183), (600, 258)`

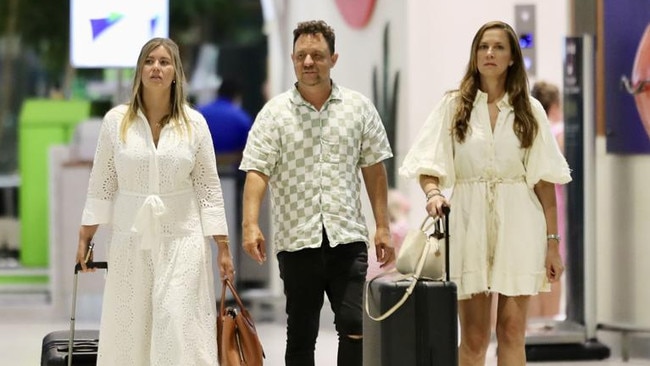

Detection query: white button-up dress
(81, 104), (228, 365)
(400, 91), (571, 300)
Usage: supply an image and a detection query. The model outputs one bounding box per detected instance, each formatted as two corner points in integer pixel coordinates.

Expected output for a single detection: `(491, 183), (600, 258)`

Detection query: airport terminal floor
(1, 294), (649, 365)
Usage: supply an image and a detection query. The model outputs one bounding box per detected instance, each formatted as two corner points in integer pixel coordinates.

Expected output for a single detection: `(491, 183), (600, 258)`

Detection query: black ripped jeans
(277, 232), (368, 366)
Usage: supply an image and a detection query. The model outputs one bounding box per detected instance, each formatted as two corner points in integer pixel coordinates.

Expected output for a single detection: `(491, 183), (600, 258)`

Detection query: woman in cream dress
(400, 22), (571, 365)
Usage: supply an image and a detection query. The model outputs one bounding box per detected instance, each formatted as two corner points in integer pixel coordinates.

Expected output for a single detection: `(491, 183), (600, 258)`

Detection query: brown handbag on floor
(217, 278), (265, 366)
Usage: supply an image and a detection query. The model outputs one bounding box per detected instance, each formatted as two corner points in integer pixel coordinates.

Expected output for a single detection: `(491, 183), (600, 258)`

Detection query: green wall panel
(0, 275), (48, 285)
(18, 99), (91, 267)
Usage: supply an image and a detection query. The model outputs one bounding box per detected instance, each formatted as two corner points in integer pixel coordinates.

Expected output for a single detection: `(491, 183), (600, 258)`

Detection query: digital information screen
(70, 0), (169, 68)
(519, 33), (534, 49)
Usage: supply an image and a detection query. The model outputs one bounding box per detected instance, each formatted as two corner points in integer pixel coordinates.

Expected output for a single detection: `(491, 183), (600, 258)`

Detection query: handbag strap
(365, 209), (451, 321)
(365, 270), (416, 321)
(364, 230), (433, 321)
(420, 215), (437, 232)
(220, 278), (253, 319)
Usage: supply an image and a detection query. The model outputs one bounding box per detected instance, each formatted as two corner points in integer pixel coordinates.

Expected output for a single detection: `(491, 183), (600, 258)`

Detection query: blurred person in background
(199, 78), (253, 170)
(76, 37), (234, 365)
(528, 80), (566, 320)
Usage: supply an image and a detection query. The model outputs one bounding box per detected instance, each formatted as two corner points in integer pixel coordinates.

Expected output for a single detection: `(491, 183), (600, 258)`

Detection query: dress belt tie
(456, 176), (525, 277)
(131, 194), (166, 251)
(122, 188), (193, 251)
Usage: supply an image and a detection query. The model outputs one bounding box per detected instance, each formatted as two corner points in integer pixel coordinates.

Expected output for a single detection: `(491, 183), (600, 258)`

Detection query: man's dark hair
(293, 20), (336, 54)
(217, 78), (242, 100)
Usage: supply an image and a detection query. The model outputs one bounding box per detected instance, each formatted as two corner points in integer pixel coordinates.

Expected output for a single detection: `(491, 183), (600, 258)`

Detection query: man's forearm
(362, 162), (390, 229)
(242, 170), (269, 228)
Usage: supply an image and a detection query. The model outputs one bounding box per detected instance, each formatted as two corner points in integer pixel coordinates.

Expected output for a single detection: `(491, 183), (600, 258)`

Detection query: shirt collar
(290, 80), (343, 106)
(473, 90), (513, 111)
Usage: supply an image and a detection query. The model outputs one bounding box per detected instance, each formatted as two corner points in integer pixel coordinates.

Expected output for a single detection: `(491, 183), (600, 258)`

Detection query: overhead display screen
(70, 0), (169, 68)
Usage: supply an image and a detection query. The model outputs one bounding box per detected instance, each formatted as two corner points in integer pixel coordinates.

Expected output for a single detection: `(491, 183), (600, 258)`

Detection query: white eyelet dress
(81, 105), (228, 365)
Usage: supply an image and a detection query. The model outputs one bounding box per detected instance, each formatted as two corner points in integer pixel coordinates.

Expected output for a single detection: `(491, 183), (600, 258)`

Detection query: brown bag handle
(219, 278), (252, 319)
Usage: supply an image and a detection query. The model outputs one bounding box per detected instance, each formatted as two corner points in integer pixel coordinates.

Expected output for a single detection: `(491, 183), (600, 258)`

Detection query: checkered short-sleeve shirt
(240, 83), (393, 253)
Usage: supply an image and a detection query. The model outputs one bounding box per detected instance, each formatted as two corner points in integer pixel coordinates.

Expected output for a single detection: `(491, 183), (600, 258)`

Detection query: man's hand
(243, 223), (267, 265)
(374, 226), (395, 268)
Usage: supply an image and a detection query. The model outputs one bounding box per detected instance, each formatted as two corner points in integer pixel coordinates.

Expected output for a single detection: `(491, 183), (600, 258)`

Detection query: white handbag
(365, 214), (447, 321)
(396, 216), (445, 280)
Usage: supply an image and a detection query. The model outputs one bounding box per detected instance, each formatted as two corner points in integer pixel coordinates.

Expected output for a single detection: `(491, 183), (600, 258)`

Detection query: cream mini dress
(400, 91), (571, 300)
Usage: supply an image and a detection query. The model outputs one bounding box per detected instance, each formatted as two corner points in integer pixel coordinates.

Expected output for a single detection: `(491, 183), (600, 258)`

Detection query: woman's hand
(77, 225), (99, 272)
(420, 176), (450, 217)
(545, 241), (564, 282)
(214, 236), (235, 281)
(425, 194), (450, 217)
(76, 238), (95, 272)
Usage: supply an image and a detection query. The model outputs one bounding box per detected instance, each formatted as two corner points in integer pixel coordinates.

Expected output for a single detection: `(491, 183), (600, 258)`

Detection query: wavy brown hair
(119, 38), (190, 141)
(452, 21), (537, 148)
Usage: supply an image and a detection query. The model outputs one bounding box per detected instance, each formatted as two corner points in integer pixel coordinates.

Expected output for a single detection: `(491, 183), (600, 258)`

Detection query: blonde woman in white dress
(76, 38), (234, 366)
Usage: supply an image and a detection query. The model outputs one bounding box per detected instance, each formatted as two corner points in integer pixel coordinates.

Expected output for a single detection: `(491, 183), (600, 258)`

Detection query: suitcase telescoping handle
(442, 205), (450, 282)
(69, 261), (107, 366)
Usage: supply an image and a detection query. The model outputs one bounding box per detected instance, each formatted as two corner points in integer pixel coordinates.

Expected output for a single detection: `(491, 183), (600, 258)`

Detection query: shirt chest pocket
(281, 118), (359, 165)
(321, 135), (341, 163)
(321, 121), (360, 164)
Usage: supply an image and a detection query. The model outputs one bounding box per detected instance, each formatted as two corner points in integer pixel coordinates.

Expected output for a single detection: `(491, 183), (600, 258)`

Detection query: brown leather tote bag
(217, 278), (265, 366)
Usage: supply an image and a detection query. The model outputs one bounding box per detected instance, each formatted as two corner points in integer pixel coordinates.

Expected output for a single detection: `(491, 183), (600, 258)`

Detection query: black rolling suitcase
(364, 208), (458, 366)
(41, 261), (107, 366)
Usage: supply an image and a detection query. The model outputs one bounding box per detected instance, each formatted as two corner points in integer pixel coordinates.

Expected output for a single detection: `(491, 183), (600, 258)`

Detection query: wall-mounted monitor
(519, 33), (534, 49)
(70, 0), (169, 68)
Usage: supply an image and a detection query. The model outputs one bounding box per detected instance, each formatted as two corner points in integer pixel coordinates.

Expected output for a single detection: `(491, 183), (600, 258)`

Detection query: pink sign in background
(334, 0), (376, 29)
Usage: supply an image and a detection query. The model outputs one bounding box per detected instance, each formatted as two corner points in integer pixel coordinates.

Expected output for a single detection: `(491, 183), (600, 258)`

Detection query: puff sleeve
(524, 98), (572, 187)
(399, 93), (457, 189)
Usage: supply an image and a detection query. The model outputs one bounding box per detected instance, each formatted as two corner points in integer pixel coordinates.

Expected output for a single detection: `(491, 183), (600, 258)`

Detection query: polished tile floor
(1, 296), (648, 365)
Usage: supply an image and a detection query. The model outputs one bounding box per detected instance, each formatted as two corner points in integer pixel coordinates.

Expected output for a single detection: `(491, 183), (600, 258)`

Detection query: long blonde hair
(119, 38), (190, 141)
(452, 21), (537, 148)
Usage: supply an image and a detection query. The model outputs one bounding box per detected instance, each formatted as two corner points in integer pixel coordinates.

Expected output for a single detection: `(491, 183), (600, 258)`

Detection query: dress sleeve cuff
(81, 198), (113, 225)
(201, 206), (229, 237)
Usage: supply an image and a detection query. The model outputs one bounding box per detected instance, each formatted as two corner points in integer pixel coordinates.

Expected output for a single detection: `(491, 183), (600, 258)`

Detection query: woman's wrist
(216, 241), (231, 256)
(426, 194), (445, 203)
(214, 235), (229, 247)
(547, 234), (561, 242)
(425, 188), (443, 201)
(547, 234), (561, 249)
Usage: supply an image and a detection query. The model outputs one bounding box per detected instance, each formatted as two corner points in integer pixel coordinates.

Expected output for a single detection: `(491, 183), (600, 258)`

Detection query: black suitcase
(364, 209), (458, 366)
(41, 261), (107, 366)
(41, 330), (99, 366)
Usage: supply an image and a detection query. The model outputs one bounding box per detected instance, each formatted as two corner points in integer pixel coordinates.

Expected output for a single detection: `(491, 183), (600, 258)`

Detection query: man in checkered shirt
(239, 20), (395, 366)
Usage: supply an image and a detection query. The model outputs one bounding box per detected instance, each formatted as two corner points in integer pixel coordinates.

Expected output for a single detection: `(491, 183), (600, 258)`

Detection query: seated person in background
(199, 78), (253, 168)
